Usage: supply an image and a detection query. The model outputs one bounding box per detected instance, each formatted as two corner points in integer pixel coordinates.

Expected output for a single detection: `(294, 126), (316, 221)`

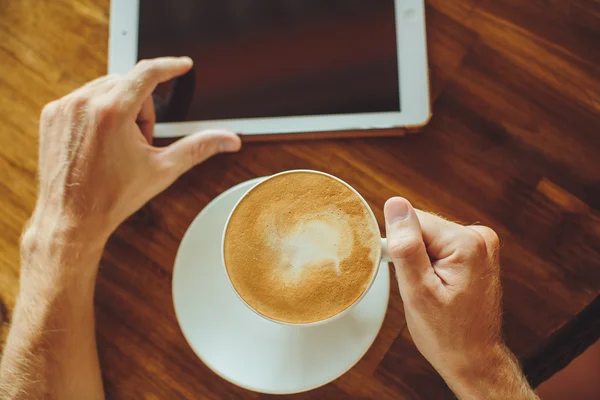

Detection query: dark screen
(138, 0), (400, 121)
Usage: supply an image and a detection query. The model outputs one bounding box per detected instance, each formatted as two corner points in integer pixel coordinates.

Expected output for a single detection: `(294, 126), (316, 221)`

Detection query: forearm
(0, 223), (105, 400)
(444, 345), (539, 400)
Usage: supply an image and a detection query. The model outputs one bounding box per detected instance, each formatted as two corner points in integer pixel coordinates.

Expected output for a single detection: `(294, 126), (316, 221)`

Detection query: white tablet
(108, 0), (430, 138)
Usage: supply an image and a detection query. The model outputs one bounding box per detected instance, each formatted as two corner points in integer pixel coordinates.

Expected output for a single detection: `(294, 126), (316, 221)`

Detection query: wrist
(25, 205), (108, 252)
(28, 199), (113, 248)
(442, 345), (537, 400)
(21, 214), (106, 287)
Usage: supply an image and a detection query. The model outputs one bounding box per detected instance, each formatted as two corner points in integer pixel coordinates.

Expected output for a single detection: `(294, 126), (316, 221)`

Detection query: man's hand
(384, 197), (538, 399)
(30, 56), (240, 249)
(0, 57), (241, 400)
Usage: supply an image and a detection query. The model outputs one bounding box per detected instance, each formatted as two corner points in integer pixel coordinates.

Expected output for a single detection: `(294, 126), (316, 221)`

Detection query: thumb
(384, 197), (433, 295)
(160, 129), (241, 178)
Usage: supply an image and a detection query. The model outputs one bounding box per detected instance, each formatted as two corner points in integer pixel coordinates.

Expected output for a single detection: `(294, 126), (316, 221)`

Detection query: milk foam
(266, 210), (353, 283)
(224, 171), (382, 324)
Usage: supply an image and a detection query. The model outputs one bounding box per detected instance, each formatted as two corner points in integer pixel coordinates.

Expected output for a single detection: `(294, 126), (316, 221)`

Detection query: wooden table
(1, 1), (599, 398)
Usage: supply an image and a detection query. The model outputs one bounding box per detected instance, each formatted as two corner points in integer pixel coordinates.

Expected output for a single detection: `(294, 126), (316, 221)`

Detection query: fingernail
(219, 140), (239, 152)
(180, 56), (193, 65)
(385, 198), (410, 224)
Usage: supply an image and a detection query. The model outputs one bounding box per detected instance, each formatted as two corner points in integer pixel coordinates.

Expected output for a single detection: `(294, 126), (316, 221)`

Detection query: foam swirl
(224, 172), (381, 324)
(265, 209), (354, 283)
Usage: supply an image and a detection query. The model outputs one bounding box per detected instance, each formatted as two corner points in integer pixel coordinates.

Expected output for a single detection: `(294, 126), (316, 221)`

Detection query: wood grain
(1, 0), (600, 398)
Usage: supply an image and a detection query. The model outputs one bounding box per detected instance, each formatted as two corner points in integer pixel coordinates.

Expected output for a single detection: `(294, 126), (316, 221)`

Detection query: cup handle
(381, 237), (391, 263)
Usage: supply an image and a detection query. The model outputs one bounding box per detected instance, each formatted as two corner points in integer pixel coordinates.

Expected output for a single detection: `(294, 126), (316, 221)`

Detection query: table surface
(1, 0), (600, 399)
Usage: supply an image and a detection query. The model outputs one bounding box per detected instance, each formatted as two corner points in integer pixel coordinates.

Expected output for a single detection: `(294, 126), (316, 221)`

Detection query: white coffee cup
(222, 170), (391, 327)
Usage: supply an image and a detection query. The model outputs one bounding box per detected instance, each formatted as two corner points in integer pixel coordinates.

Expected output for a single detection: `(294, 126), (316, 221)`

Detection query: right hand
(384, 197), (515, 386)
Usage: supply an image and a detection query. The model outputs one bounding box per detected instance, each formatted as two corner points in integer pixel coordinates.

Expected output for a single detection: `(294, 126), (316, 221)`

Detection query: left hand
(28, 57), (241, 248)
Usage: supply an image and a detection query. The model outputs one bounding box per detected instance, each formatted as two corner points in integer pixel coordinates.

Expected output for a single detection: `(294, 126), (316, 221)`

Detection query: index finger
(113, 57), (193, 110)
(415, 210), (474, 259)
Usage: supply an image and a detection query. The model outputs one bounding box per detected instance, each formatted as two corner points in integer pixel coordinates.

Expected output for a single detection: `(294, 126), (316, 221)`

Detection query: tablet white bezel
(108, 0), (430, 137)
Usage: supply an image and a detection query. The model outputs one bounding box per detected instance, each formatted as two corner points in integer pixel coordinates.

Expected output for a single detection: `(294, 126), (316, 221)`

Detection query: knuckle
(476, 226), (500, 250)
(65, 92), (89, 112)
(388, 235), (424, 260)
(471, 231), (488, 256)
(453, 229), (487, 262)
(40, 101), (58, 120)
(136, 59), (157, 79)
(94, 99), (119, 121)
(136, 58), (152, 69)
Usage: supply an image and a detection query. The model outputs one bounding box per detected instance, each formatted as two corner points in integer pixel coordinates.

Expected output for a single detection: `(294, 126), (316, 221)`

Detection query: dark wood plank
(1, 0), (600, 398)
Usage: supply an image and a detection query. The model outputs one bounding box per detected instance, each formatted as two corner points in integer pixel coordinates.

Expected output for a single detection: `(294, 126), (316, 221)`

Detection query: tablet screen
(138, 0), (399, 122)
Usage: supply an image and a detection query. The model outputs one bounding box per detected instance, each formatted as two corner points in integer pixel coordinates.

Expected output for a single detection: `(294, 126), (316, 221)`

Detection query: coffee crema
(223, 172), (381, 324)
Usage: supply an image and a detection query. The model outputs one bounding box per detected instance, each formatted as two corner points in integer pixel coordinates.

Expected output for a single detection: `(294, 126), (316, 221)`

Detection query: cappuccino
(223, 171), (381, 324)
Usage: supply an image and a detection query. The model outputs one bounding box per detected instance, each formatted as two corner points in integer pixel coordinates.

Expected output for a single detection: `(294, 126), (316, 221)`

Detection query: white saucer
(172, 178), (390, 395)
